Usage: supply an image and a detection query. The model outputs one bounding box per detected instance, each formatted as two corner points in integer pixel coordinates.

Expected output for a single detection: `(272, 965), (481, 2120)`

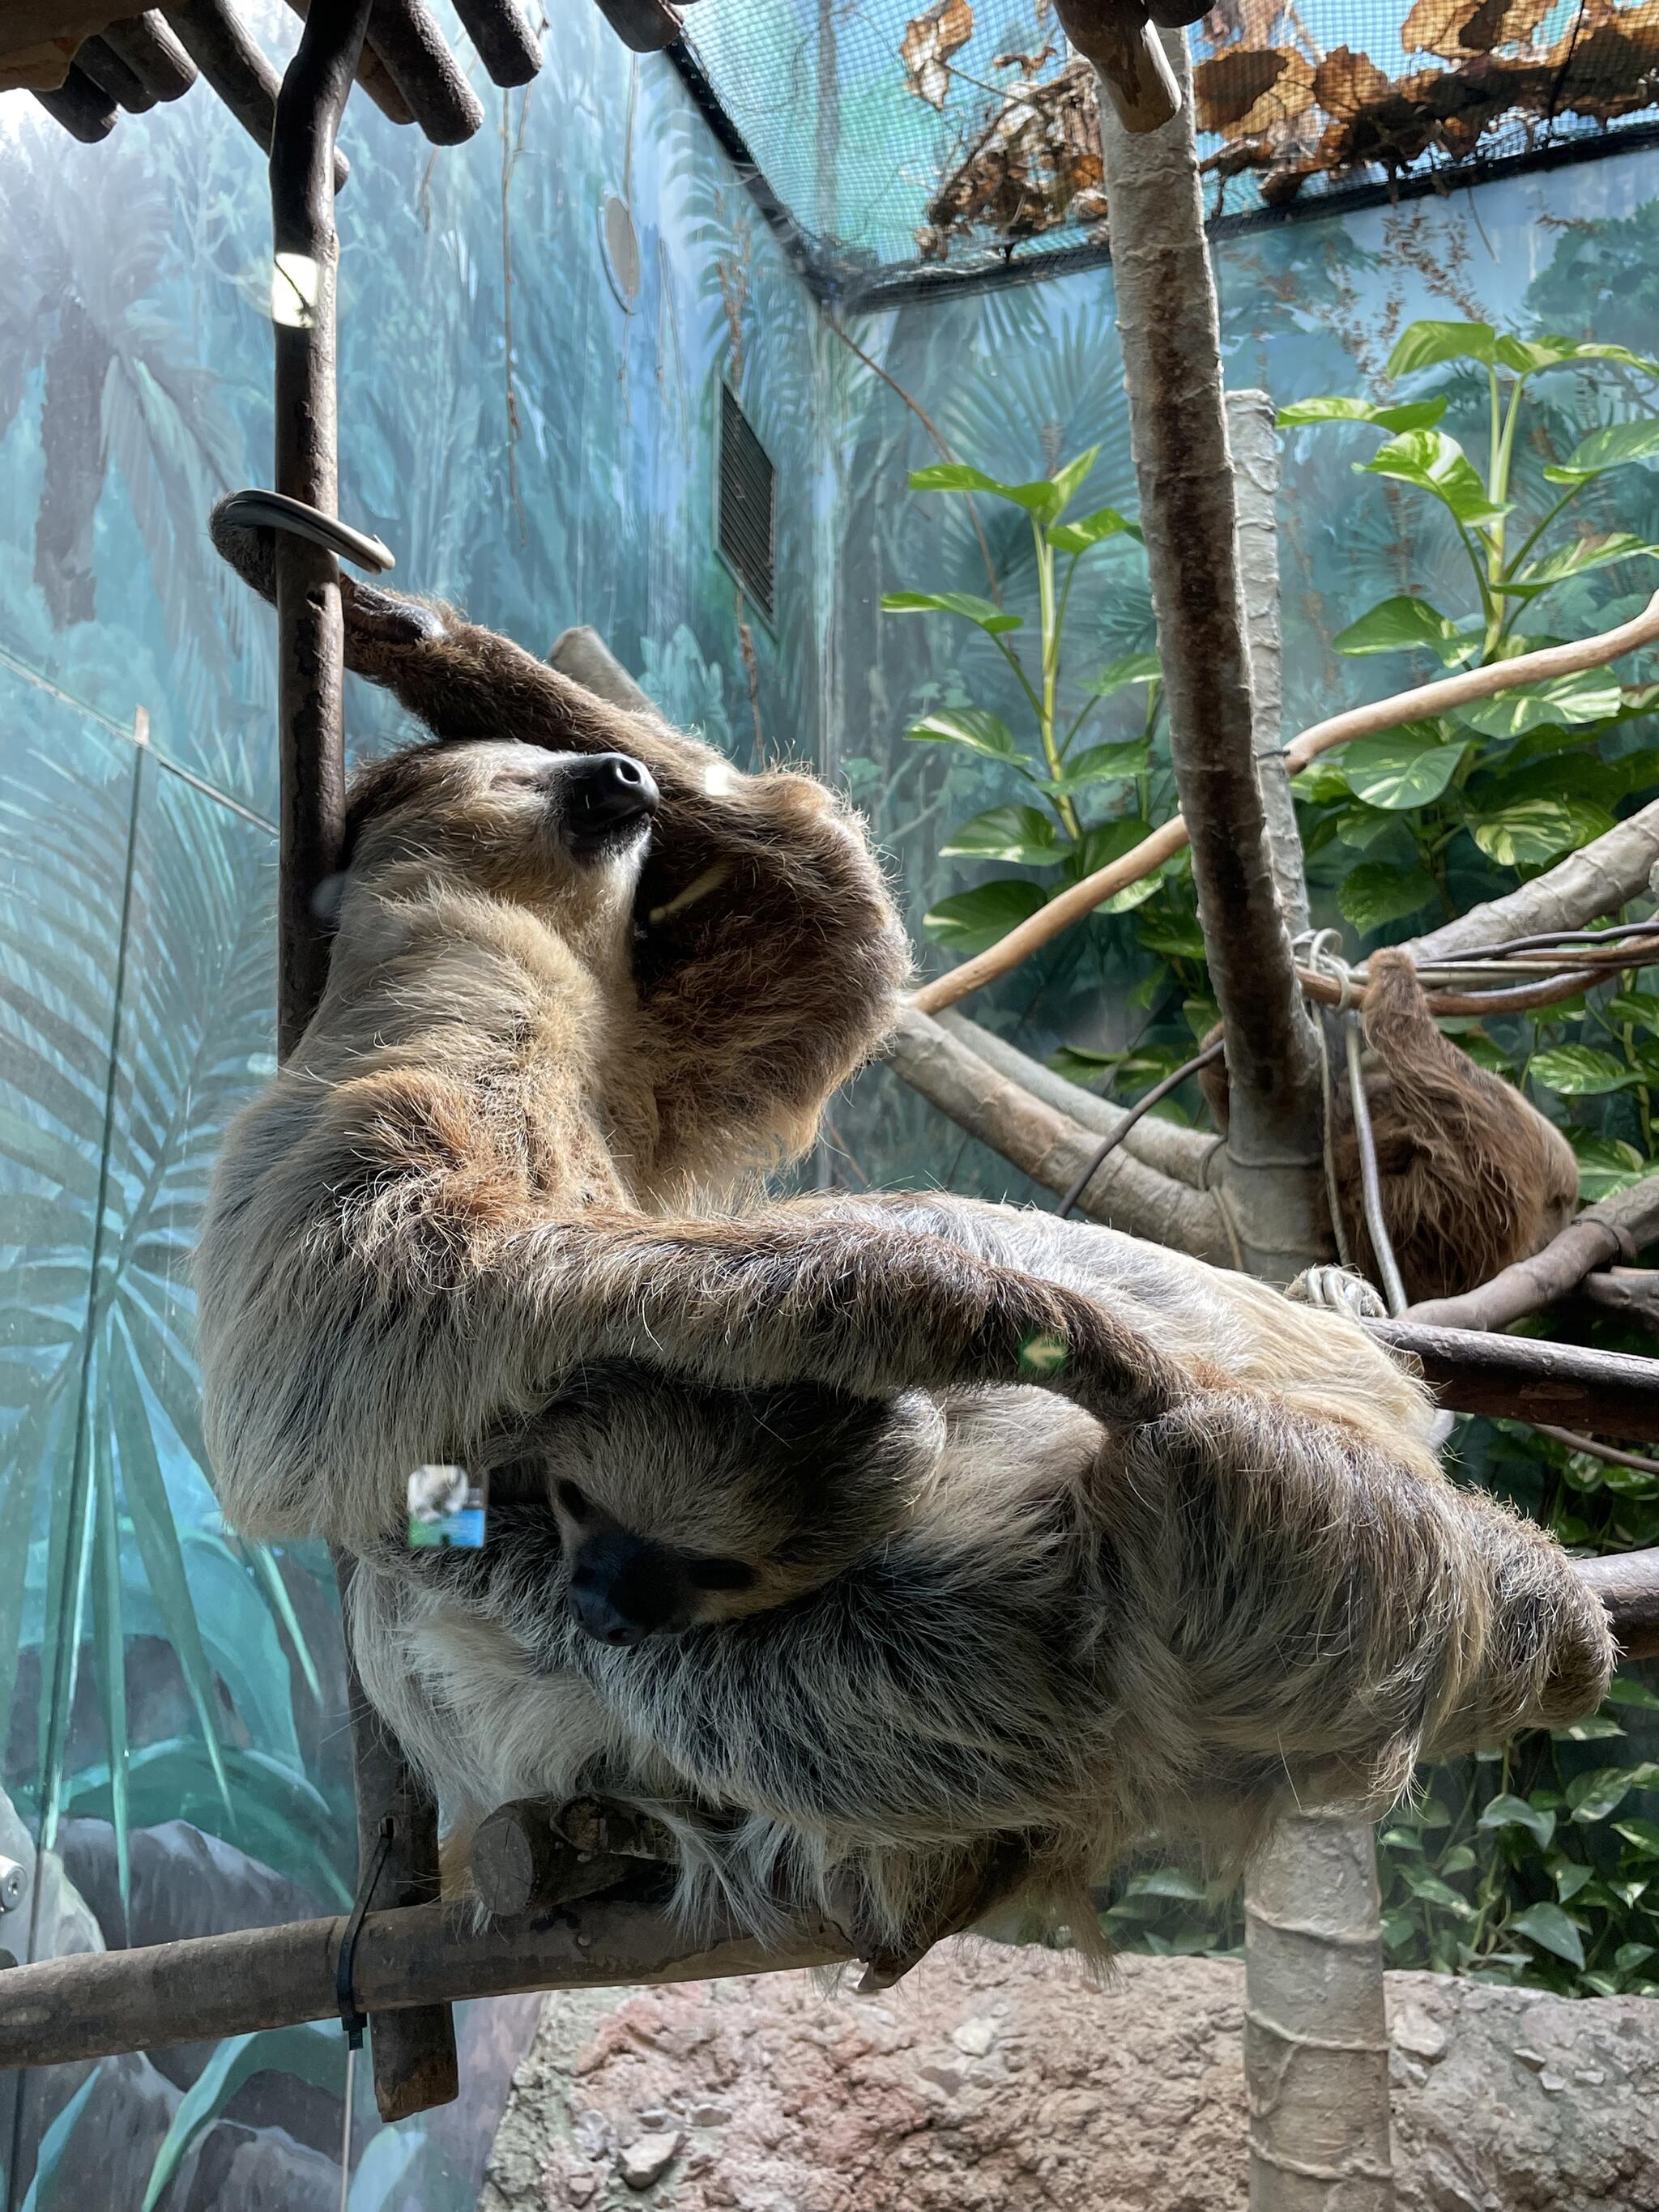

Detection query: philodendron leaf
(1277, 394), (1448, 433)
(1064, 816), (1166, 912)
(1337, 861), (1437, 932)
(1361, 429), (1509, 528)
(1477, 1793), (1556, 1848)
(1568, 1130), (1649, 1200)
(1509, 1901), (1585, 1968)
(1083, 652), (1161, 697)
(1544, 417), (1659, 484)
(1341, 728), (1467, 809)
(1496, 333), (1659, 378)
(1469, 797), (1614, 867)
(1453, 668), (1624, 738)
(1334, 595), (1478, 663)
(1498, 533), (1659, 597)
(1567, 1764), (1659, 1822)
(882, 590), (1024, 636)
(1038, 739), (1151, 797)
(1529, 1045), (1638, 1096)
(1385, 318), (1498, 375)
(922, 878), (1046, 952)
(904, 707), (1019, 758)
(940, 805), (1061, 867)
(1047, 505), (1142, 553)
(909, 445), (1099, 523)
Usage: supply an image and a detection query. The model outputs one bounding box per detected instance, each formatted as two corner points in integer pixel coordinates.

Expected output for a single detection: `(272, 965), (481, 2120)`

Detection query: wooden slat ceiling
(0, 3), (710, 158)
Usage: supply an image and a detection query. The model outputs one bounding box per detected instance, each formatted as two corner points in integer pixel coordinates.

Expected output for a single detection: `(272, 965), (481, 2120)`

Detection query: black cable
(1056, 1037), (1226, 1220)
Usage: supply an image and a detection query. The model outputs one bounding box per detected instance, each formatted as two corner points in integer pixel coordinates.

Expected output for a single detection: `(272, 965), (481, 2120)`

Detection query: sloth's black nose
(569, 1583), (650, 1647)
(563, 752), (659, 844)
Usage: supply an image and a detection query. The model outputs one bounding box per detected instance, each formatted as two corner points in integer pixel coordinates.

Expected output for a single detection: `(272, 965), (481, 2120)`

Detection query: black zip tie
(337, 1818), (394, 2049)
(217, 488), (395, 575)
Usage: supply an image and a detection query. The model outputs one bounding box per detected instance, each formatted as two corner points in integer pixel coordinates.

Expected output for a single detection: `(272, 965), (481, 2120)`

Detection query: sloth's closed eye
(556, 1480), (590, 1519)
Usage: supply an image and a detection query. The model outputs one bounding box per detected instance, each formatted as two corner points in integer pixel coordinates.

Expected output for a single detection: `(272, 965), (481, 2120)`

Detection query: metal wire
(1055, 1037), (1226, 1220)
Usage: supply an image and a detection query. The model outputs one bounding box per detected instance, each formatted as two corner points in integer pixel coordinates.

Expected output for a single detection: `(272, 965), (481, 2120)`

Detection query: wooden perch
(1371, 1320), (1659, 1443)
(884, 1006), (1233, 1261)
(912, 588), (1659, 1016)
(164, 1), (351, 191)
(99, 15), (199, 104)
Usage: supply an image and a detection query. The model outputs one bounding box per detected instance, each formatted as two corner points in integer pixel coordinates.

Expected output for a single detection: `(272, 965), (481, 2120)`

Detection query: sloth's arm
(202, 1191), (1192, 1550)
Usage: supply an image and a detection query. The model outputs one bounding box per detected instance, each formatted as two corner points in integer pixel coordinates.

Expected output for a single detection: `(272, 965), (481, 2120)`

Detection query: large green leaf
(1341, 729), (1467, 809)
(1385, 319), (1497, 376)
(1499, 533), (1659, 598)
(904, 707), (1019, 759)
(1469, 797), (1614, 867)
(921, 879), (1047, 953)
(1277, 394), (1448, 433)
(1337, 862), (1438, 932)
(1529, 1046), (1639, 1096)
(1047, 505), (1141, 553)
(909, 445), (1098, 524)
(1038, 739), (1151, 797)
(881, 590), (1023, 636)
(1568, 1131), (1652, 1201)
(1509, 1901), (1585, 1968)
(1360, 430), (1509, 528)
(1454, 668), (1625, 738)
(940, 806), (1060, 867)
(1568, 1763), (1659, 1822)
(1477, 1794), (1555, 1848)
(143, 2022), (345, 2211)
(1495, 333), (1659, 378)
(1544, 417), (1659, 484)
(1083, 652), (1161, 697)
(1334, 596), (1477, 663)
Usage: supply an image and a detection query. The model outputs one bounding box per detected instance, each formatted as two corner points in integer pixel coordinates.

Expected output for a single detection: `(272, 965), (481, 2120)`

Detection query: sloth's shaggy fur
(1201, 951), (1580, 1304)
(198, 526), (1613, 1967)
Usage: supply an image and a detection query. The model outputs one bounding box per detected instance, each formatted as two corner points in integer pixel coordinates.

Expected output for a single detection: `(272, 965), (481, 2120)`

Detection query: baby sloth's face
(486, 1370), (945, 1652)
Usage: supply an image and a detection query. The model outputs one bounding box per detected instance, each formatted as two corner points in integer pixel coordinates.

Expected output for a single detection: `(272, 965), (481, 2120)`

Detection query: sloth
(197, 518), (1612, 1967)
(1200, 952), (1580, 1305)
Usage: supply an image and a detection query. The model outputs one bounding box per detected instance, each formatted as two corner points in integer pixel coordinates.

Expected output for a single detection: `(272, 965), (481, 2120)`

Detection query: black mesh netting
(678, 0), (1659, 296)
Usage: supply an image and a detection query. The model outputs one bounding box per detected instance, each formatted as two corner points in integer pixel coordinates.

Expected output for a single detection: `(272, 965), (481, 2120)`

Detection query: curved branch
(882, 1008), (1232, 1260)
(933, 1009), (1218, 1187)
(912, 591), (1659, 1014)
(1402, 1174), (1659, 1331)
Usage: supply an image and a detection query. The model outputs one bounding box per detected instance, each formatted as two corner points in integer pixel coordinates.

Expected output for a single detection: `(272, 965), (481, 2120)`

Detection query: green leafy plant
(881, 451), (1180, 958)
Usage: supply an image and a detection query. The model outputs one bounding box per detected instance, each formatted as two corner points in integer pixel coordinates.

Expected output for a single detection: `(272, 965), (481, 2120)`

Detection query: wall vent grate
(717, 383), (775, 621)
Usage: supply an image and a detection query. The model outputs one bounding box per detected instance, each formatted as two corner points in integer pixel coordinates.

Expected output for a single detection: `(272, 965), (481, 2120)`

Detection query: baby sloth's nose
(564, 752), (659, 844)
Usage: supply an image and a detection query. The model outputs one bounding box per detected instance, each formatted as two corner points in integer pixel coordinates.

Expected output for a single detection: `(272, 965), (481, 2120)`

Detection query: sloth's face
(550, 1476), (766, 1648)
(343, 739), (660, 951)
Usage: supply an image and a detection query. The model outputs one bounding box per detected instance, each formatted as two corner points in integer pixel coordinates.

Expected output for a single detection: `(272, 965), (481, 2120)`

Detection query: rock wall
(482, 1947), (1659, 2212)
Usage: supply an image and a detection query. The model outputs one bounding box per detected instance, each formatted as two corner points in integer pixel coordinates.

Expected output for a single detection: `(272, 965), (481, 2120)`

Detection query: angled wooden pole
(268, 0), (458, 2121)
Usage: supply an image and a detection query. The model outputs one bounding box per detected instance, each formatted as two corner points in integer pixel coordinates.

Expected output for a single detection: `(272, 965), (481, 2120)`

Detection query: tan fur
(196, 537), (1611, 1971)
(1200, 951), (1580, 1303)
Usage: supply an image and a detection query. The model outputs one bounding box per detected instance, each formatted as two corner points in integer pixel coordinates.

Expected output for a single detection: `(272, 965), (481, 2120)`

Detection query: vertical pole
(270, 3), (458, 2122)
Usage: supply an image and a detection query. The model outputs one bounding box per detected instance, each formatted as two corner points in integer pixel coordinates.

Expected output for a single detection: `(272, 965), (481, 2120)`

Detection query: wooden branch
(933, 1009), (1218, 1187)
(76, 34), (158, 111)
(1402, 1175), (1659, 1332)
(884, 1007), (1233, 1261)
(279, 3), (416, 127)
(268, 1), (457, 2121)
(163, 2), (350, 191)
(1577, 1548), (1659, 1660)
(471, 1798), (674, 1918)
(363, 0), (484, 144)
(591, 0), (684, 53)
(1369, 1319), (1659, 1441)
(30, 61), (117, 139)
(1054, 0), (1179, 131)
(911, 593), (1659, 1017)
(1230, 389), (1307, 939)
(1579, 1268), (1659, 1328)
(1097, 29), (1323, 1281)
(452, 0), (542, 87)
(0, 1894), (849, 2076)
(99, 15), (198, 103)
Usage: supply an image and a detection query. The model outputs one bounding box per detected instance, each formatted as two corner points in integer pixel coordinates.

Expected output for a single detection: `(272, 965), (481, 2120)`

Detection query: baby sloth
(360, 1334), (1612, 1971)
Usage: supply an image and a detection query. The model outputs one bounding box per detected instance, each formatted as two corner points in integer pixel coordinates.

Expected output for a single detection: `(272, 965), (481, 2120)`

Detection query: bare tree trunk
(1098, 45), (1323, 1285)
(1096, 35), (1393, 2209)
